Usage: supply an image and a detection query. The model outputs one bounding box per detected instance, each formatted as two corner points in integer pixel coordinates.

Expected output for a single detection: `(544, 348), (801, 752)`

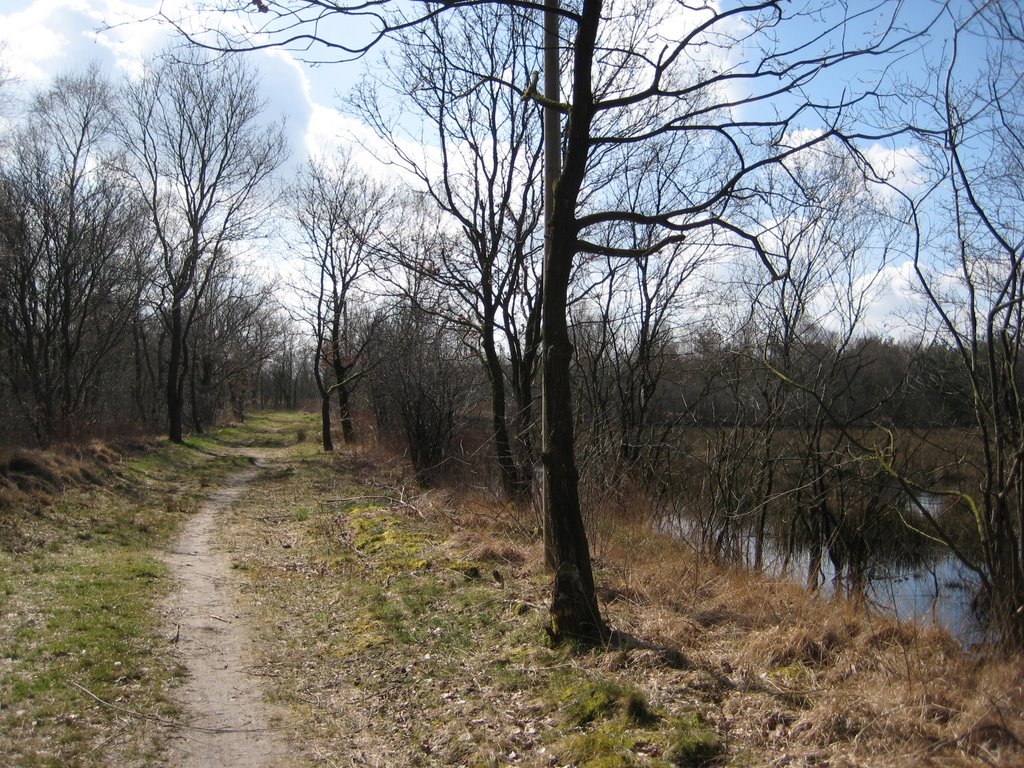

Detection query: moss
(348, 509), (430, 572)
(667, 713), (724, 767)
(561, 678), (660, 729)
(624, 689), (661, 727)
(562, 723), (641, 767)
(563, 679), (628, 726)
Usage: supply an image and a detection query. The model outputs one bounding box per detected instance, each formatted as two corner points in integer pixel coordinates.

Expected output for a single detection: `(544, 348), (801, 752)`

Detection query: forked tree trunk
(484, 331), (530, 501)
(540, 0), (607, 644)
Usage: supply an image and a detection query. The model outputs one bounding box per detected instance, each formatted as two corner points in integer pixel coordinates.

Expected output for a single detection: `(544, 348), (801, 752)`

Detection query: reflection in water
(660, 491), (989, 647)
(865, 556), (985, 646)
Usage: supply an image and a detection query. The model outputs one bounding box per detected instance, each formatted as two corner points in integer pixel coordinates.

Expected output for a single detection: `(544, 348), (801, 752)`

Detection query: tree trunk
(167, 299), (184, 443)
(337, 379), (354, 444)
(189, 361), (204, 435)
(321, 395), (334, 452)
(484, 331), (529, 500)
(541, 0), (607, 644)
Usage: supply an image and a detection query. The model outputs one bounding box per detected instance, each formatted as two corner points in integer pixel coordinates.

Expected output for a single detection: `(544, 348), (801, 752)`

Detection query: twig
(87, 721), (130, 754)
(70, 681), (292, 734)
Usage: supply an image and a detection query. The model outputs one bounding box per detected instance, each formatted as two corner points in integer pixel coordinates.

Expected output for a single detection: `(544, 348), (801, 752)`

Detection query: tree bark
(167, 299), (184, 443)
(484, 328), (529, 500)
(336, 379), (354, 445)
(321, 395), (334, 452)
(541, 0), (607, 644)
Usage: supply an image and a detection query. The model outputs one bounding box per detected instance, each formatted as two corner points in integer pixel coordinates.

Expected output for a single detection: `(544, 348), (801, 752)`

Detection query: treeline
(0, 58), (319, 446)
(638, 333), (976, 432)
(2, 0), (1022, 645)
(280, 1), (1024, 645)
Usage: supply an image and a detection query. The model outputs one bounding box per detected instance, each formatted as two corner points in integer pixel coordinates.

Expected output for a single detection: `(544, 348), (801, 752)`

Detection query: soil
(161, 460), (295, 768)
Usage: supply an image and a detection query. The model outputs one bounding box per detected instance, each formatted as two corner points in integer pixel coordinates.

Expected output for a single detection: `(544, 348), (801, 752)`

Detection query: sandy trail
(162, 462), (292, 768)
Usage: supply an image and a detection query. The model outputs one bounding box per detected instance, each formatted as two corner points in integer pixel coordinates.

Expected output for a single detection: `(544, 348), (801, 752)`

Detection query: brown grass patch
(0, 448), (62, 492)
(209, 416), (1024, 768)
(467, 540), (528, 566)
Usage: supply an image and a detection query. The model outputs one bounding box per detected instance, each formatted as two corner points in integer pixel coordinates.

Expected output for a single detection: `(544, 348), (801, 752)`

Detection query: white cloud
(851, 259), (927, 338)
(0, 0), (174, 88)
(864, 141), (929, 196)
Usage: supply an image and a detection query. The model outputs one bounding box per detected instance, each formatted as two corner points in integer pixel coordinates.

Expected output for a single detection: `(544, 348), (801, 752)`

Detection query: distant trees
(571, 241), (705, 474)
(186, 263), (282, 429)
(351, 4), (545, 500)
(355, 200), (479, 482)
(0, 58), (291, 446)
(366, 301), (480, 485)
(0, 67), (147, 443)
(290, 153), (392, 451)
(117, 49), (287, 443)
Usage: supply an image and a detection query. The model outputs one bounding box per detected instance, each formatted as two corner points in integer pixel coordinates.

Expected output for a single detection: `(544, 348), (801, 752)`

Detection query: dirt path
(161, 462), (293, 768)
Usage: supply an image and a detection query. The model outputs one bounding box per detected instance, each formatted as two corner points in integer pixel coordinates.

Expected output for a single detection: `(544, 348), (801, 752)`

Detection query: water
(659, 493), (989, 647)
(864, 556), (986, 645)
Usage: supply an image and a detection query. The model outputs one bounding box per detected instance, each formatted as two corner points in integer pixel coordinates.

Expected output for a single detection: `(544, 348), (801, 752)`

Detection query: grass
(0, 415), (295, 767)
(221, 414), (1024, 768)
(666, 713), (724, 767)
(3, 411), (1023, 767)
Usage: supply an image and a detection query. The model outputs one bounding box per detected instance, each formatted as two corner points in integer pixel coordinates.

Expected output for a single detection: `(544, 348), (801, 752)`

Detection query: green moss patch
(667, 712), (724, 767)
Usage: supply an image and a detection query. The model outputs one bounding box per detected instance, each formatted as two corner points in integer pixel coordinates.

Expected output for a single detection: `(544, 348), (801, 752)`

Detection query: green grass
(0, 410), (728, 766)
(0, 412), (314, 766)
(667, 713), (725, 767)
(560, 678), (660, 728)
(0, 511), (179, 764)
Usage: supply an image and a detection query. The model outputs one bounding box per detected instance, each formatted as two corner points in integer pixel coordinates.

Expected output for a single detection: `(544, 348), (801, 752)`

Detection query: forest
(1, 0), (1023, 653)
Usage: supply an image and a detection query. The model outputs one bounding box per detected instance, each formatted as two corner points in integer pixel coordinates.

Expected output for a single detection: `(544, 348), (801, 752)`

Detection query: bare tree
(291, 152), (392, 450)
(188, 261), (283, 429)
(0, 66), (148, 444)
(571, 231), (705, 475)
(117, 49), (287, 442)
(350, 4), (545, 500)
(888, 2), (1024, 646)
(174, 0), (937, 643)
(365, 201), (482, 484)
(736, 145), (903, 588)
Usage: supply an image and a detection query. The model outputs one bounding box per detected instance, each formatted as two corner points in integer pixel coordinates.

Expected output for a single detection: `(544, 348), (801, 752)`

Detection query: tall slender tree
(291, 152), (392, 450)
(117, 49), (287, 442)
(351, 4), (545, 500)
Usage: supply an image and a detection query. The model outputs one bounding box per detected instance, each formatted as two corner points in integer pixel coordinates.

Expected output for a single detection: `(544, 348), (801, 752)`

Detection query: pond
(659, 493), (989, 647)
(863, 554), (985, 645)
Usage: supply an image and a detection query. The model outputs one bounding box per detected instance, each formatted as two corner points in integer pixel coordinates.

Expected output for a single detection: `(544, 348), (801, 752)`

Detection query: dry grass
(216, 420), (1024, 768)
(587, 516), (1024, 767)
(11, 412), (1014, 766)
(0, 441), (122, 510)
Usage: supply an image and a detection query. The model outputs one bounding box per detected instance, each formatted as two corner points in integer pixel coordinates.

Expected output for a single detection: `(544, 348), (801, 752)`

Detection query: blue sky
(0, 0), (966, 336)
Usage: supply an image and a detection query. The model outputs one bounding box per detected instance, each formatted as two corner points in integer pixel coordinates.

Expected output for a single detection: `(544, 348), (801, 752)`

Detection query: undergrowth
(224, 414), (1024, 768)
